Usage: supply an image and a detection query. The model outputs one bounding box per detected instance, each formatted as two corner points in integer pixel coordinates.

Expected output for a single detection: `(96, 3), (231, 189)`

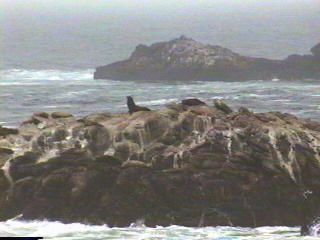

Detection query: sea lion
(126, 96), (151, 115)
(213, 99), (233, 114)
(238, 106), (252, 115)
(181, 98), (206, 106)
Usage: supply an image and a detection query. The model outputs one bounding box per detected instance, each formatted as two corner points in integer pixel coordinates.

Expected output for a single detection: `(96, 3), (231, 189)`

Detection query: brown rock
(0, 126), (19, 136)
(121, 160), (149, 168)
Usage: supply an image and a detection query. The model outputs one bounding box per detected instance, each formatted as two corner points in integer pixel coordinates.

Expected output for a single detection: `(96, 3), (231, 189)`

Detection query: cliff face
(94, 36), (320, 81)
(0, 101), (320, 227)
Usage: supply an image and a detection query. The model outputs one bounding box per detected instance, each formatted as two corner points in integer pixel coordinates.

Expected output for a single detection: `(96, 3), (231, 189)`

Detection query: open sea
(0, 0), (320, 238)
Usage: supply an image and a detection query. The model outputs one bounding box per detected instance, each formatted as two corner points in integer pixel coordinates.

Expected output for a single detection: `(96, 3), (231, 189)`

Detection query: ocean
(1, 0), (320, 238)
(0, 219), (318, 240)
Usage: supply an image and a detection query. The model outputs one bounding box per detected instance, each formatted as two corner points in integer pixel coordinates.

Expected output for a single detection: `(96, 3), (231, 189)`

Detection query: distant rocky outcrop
(94, 35), (320, 81)
(0, 101), (320, 229)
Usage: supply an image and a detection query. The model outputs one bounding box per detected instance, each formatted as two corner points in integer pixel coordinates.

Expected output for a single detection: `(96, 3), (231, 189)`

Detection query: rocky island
(0, 99), (320, 233)
(94, 36), (320, 81)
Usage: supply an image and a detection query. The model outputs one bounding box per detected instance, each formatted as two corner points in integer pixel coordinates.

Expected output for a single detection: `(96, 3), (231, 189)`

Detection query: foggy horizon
(1, 0), (319, 12)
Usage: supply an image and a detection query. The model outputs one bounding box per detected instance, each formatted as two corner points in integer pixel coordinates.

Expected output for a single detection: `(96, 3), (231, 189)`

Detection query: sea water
(0, 69), (319, 127)
(0, 219), (318, 240)
(0, 0), (319, 238)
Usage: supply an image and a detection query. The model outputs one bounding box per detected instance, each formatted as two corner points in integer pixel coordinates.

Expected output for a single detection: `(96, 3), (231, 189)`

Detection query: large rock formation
(94, 35), (320, 81)
(0, 100), (320, 229)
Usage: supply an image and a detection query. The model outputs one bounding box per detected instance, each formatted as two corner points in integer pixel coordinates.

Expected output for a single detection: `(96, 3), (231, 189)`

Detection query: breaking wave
(0, 219), (305, 240)
(0, 69), (94, 85)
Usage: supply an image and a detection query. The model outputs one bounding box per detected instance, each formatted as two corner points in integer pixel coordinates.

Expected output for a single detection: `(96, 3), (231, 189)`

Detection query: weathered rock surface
(94, 36), (320, 81)
(0, 126), (19, 137)
(0, 100), (320, 229)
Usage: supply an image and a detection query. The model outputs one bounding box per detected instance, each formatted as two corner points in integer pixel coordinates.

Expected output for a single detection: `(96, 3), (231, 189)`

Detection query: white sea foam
(0, 69), (94, 82)
(136, 98), (179, 106)
(0, 219), (309, 240)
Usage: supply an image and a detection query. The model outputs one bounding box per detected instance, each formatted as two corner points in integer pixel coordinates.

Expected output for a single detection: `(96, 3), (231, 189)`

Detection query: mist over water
(1, 0), (319, 70)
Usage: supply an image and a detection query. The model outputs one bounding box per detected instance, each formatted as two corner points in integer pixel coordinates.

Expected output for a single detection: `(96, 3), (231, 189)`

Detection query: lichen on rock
(0, 100), (319, 228)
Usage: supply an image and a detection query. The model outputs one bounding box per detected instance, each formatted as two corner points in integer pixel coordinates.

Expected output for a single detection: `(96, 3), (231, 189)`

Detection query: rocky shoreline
(94, 36), (320, 81)
(0, 100), (320, 231)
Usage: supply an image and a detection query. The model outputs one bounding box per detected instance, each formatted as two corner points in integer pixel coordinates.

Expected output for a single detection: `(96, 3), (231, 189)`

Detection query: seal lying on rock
(181, 98), (206, 106)
(213, 99), (233, 114)
(126, 96), (151, 115)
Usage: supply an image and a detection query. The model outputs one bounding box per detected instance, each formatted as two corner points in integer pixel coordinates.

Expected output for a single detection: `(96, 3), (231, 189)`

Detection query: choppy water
(0, 219), (317, 240)
(1, 1), (319, 238)
(0, 69), (319, 127)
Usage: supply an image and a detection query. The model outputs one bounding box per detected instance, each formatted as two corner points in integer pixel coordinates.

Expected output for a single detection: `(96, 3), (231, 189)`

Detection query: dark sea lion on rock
(33, 112), (49, 118)
(181, 98), (206, 106)
(51, 112), (73, 119)
(126, 96), (151, 115)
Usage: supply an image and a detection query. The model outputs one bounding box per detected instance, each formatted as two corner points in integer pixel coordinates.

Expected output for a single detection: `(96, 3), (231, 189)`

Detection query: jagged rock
(51, 112), (73, 119)
(0, 103), (319, 229)
(94, 36), (320, 81)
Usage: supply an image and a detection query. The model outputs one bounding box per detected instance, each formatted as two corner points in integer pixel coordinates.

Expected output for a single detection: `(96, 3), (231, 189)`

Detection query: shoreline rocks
(0, 100), (319, 230)
(94, 36), (320, 81)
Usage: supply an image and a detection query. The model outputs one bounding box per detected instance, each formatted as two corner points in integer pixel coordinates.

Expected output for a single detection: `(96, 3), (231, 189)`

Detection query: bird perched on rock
(126, 96), (151, 115)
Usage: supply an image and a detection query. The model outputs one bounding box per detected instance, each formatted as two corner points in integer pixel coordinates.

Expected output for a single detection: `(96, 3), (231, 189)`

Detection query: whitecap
(41, 105), (73, 109)
(0, 69), (94, 82)
(135, 98), (179, 105)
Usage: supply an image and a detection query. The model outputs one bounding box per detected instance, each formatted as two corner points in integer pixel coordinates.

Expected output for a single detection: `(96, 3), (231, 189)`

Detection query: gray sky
(1, 0), (319, 11)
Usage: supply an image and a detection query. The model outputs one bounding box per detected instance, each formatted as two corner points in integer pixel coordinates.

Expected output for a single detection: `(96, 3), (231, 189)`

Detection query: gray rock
(311, 43), (320, 59)
(94, 37), (320, 81)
